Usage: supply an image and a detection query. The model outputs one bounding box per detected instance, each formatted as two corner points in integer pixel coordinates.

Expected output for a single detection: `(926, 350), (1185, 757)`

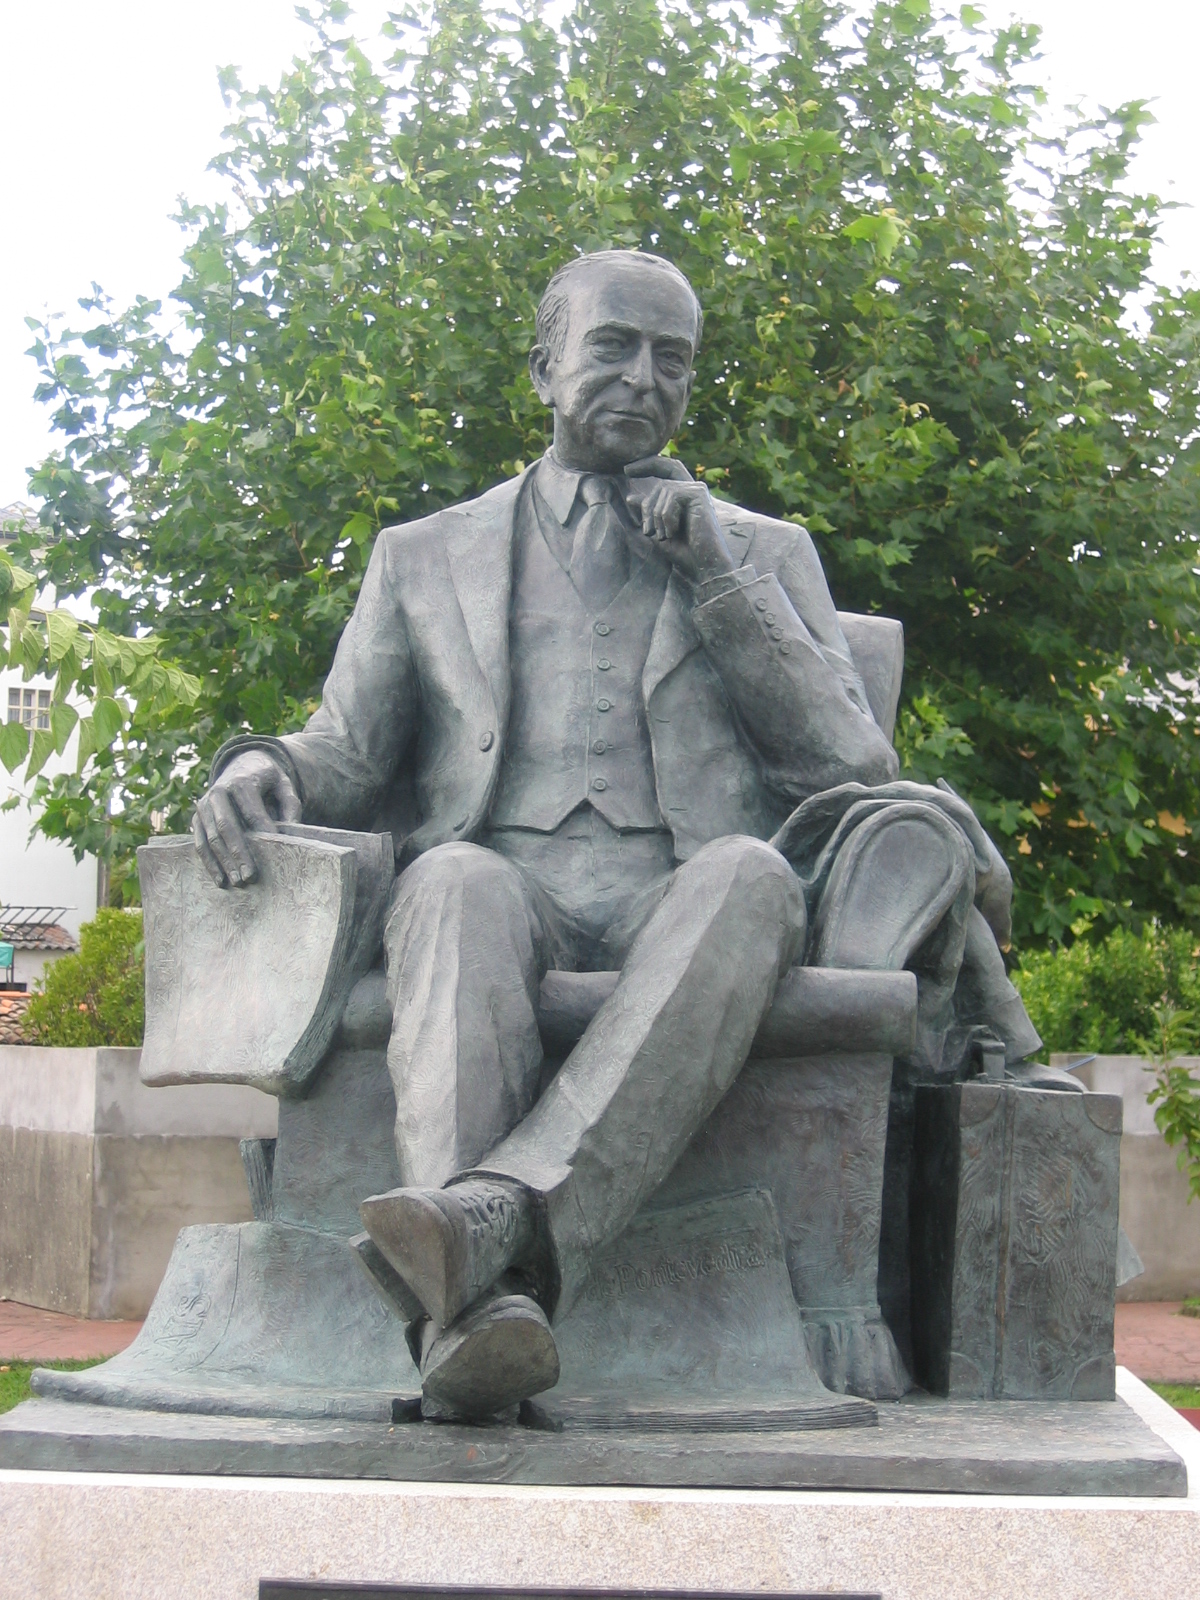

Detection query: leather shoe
(420, 1290), (559, 1420)
(359, 1176), (536, 1326)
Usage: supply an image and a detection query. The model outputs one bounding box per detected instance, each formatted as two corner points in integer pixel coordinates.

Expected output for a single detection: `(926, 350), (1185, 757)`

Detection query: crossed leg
(364, 833), (806, 1415)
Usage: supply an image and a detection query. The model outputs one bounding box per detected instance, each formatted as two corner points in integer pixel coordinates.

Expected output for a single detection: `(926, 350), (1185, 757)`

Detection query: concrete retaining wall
(7, 1043), (1195, 1317)
(0, 1046), (277, 1319)
(1053, 1053), (1200, 1301)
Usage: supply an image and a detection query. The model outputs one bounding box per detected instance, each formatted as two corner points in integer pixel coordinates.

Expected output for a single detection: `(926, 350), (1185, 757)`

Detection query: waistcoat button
(592, 778), (608, 792)
(593, 739), (607, 754)
(755, 598), (768, 611)
(595, 622), (611, 636)
(764, 612), (776, 625)
(597, 698), (612, 711)
(478, 730), (495, 751)
(597, 658), (612, 671)
(771, 627), (784, 641)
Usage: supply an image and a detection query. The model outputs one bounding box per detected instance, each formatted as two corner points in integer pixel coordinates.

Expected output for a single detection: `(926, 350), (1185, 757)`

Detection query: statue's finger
(637, 487), (658, 539)
(200, 802), (242, 886)
(208, 786), (259, 886)
(192, 811), (230, 889)
(233, 778), (275, 834)
(276, 777), (302, 823)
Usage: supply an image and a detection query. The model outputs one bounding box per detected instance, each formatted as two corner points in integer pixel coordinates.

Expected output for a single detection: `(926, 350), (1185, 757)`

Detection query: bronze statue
(191, 250), (1056, 1420)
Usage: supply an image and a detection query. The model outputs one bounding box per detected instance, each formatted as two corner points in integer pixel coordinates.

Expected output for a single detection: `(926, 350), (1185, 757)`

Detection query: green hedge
(1012, 924), (1200, 1058)
(23, 909), (144, 1047)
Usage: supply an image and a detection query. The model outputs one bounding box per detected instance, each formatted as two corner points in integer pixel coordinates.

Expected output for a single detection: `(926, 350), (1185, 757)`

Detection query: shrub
(23, 909), (144, 1047)
(1012, 924), (1200, 1057)
(1014, 922), (1200, 1200)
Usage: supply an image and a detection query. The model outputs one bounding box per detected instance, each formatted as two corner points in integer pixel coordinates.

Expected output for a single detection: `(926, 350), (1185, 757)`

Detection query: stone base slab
(0, 1373), (1194, 1599)
(0, 1370), (1187, 1498)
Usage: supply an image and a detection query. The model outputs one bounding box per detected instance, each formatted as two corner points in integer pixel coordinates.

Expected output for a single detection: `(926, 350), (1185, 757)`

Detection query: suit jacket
(213, 464), (899, 864)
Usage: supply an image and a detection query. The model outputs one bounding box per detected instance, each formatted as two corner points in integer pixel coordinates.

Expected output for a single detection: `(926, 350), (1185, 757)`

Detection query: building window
(6, 688), (50, 732)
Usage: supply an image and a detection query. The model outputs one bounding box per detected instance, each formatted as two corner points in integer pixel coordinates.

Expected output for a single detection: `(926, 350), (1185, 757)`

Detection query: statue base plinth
(0, 1376), (1184, 1497)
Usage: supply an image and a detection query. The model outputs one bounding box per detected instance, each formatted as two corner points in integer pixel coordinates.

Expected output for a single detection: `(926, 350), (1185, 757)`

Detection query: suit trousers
(383, 812), (808, 1315)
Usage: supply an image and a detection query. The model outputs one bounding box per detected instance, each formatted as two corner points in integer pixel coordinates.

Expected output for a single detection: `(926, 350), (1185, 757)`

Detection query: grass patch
(1148, 1382), (1200, 1409)
(0, 1359), (106, 1415)
(1181, 1296), (1200, 1319)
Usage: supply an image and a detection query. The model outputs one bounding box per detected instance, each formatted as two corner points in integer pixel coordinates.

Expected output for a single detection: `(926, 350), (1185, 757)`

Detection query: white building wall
(1, 661), (99, 982)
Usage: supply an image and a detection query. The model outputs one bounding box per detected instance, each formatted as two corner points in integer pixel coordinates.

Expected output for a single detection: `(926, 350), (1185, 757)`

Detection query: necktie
(570, 475), (631, 612)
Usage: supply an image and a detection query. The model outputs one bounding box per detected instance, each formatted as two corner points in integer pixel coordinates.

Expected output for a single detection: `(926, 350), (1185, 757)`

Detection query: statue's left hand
(193, 749), (302, 889)
(624, 457), (736, 588)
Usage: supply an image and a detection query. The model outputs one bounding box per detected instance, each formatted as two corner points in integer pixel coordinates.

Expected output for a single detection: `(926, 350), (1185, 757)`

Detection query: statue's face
(530, 261), (698, 472)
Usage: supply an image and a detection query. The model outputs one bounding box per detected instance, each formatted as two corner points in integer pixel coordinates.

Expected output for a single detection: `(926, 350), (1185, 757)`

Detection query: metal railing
(0, 905), (74, 936)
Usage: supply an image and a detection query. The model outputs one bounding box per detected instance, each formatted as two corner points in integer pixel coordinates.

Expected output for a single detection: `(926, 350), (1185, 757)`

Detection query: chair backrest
(836, 613), (904, 743)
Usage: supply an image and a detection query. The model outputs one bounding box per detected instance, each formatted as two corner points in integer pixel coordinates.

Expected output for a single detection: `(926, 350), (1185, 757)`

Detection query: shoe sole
(359, 1188), (462, 1325)
(422, 1294), (560, 1418)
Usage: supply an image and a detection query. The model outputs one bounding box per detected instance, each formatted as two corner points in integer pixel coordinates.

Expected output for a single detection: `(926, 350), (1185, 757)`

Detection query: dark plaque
(261, 1588), (880, 1600)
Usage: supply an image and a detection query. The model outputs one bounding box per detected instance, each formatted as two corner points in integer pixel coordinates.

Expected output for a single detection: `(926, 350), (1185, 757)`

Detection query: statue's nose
(620, 339), (655, 394)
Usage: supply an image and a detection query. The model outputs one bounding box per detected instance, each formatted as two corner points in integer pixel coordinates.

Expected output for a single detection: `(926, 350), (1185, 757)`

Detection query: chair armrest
(340, 965), (917, 1061)
(538, 967), (916, 1060)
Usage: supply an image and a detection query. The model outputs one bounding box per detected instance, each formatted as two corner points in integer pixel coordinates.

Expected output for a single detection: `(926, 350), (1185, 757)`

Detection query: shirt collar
(534, 451), (589, 526)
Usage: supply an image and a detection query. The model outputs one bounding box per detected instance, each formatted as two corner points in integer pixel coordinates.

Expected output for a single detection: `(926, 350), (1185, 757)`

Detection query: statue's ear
(529, 344), (555, 404)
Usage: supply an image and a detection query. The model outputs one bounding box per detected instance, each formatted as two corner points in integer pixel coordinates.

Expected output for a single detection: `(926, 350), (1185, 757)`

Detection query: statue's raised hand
(623, 456), (736, 588)
(193, 749), (302, 888)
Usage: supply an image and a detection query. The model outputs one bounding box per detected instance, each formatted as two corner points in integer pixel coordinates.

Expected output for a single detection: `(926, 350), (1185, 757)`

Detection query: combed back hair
(534, 251), (703, 360)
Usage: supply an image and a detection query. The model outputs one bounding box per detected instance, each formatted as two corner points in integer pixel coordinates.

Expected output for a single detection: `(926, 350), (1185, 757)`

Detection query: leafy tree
(10, 0), (1200, 946)
(23, 909), (144, 1047)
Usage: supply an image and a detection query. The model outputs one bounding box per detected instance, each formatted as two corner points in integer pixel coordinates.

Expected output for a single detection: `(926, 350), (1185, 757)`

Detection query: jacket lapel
(441, 469), (530, 730)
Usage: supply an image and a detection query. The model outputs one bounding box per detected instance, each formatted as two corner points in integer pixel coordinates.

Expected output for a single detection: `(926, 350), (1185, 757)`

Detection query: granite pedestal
(0, 1371), (1192, 1600)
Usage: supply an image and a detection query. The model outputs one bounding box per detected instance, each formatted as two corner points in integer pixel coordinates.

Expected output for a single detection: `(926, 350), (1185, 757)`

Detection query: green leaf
(0, 720), (29, 774)
(0, 555), (35, 599)
(874, 214), (902, 263)
(25, 727), (56, 779)
(50, 701), (79, 755)
(44, 609), (80, 663)
(842, 212), (902, 262)
(340, 511), (374, 547)
(90, 697), (126, 751)
(74, 716), (95, 774)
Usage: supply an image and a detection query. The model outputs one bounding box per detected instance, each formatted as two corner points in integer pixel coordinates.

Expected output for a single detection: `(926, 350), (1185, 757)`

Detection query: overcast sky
(1, 0), (1197, 507)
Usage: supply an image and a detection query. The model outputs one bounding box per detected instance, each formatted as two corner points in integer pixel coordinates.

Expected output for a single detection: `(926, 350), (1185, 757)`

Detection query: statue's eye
(656, 352), (687, 377)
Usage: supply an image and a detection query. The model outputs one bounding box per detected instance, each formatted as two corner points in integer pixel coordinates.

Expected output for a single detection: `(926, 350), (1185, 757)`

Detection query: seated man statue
(193, 249), (1049, 1420)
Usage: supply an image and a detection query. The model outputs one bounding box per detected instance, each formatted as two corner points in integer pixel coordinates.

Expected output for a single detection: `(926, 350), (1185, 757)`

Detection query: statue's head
(530, 250), (703, 473)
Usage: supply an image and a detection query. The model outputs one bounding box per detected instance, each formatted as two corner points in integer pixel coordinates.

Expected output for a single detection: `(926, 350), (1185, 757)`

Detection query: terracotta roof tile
(0, 991), (31, 1044)
(0, 922), (77, 952)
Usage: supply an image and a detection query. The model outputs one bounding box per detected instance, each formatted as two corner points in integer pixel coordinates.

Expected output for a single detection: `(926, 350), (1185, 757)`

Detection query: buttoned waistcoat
(213, 464), (899, 866)
(489, 480), (668, 833)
